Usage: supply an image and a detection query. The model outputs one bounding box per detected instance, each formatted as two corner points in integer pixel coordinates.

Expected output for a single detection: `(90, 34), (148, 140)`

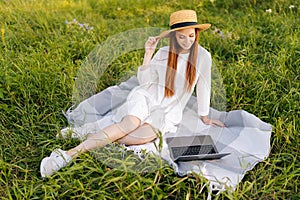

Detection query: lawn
(0, 0), (299, 199)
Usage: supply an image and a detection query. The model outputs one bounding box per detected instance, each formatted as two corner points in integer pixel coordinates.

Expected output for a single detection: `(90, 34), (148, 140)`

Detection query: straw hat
(158, 10), (211, 38)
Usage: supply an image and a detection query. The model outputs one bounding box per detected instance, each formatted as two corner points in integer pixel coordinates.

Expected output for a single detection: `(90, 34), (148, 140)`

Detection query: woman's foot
(40, 149), (72, 177)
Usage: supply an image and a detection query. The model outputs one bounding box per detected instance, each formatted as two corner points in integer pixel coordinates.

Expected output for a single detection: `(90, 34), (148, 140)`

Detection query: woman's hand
(145, 36), (160, 55)
(200, 116), (225, 127)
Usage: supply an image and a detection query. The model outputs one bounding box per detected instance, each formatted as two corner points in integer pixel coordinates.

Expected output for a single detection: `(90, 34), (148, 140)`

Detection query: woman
(40, 10), (225, 177)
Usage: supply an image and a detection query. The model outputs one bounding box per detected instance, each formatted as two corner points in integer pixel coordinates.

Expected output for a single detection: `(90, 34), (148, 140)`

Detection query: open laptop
(166, 135), (230, 162)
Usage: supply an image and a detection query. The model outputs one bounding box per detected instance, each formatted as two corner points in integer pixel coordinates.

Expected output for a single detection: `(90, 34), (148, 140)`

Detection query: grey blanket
(63, 76), (272, 194)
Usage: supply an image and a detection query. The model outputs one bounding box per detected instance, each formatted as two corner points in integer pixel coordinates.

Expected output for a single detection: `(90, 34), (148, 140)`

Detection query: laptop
(167, 135), (230, 162)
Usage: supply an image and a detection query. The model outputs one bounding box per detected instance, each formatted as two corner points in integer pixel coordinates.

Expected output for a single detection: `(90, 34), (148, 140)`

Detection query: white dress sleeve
(196, 50), (212, 116)
(137, 63), (152, 85)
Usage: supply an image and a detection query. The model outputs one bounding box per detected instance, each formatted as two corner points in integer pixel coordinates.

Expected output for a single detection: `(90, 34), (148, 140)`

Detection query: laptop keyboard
(171, 145), (216, 158)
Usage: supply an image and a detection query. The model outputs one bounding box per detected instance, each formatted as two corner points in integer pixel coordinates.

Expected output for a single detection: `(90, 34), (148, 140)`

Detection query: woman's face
(175, 28), (196, 52)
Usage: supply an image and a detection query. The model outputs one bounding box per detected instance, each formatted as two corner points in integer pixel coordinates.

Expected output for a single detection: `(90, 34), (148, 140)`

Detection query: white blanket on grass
(63, 76), (272, 193)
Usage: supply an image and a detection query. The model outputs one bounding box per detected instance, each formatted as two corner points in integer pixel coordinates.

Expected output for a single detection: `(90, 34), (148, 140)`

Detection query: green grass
(0, 0), (299, 199)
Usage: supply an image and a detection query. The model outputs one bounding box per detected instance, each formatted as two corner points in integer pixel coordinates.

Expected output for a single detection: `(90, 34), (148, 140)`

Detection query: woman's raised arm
(141, 36), (160, 66)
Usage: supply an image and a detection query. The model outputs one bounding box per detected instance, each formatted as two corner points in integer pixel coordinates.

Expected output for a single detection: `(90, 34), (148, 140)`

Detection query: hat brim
(157, 23), (211, 38)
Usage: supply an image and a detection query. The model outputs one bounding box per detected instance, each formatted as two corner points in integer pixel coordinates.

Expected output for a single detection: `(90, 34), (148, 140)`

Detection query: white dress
(112, 45), (211, 134)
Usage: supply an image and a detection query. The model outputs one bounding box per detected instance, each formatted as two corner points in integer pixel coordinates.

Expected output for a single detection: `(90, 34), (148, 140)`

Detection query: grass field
(0, 0), (299, 199)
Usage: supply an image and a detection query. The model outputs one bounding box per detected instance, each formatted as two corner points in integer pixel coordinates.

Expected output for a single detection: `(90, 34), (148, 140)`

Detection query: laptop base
(174, 152), (231, 162)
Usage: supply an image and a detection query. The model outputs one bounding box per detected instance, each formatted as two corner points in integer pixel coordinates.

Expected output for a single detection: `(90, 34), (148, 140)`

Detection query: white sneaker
(40, 149), (72, 178)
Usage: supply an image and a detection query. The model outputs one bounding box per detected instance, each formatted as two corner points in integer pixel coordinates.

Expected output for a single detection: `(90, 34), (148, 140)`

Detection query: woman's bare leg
(66, 115), (141, 158)
(117, 123), (158, 145)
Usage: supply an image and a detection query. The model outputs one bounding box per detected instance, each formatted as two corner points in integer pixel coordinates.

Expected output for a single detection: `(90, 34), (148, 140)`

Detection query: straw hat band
(157, 10), (210, 38)
(170, 21), (198, 29)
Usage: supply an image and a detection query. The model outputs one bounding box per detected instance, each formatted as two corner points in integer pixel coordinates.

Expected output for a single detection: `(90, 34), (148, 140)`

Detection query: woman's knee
(117, 115), (141, 133)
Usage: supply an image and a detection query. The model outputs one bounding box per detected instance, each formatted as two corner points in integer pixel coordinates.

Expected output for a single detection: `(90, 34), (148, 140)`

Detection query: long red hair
(164, 29), (199, 97)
